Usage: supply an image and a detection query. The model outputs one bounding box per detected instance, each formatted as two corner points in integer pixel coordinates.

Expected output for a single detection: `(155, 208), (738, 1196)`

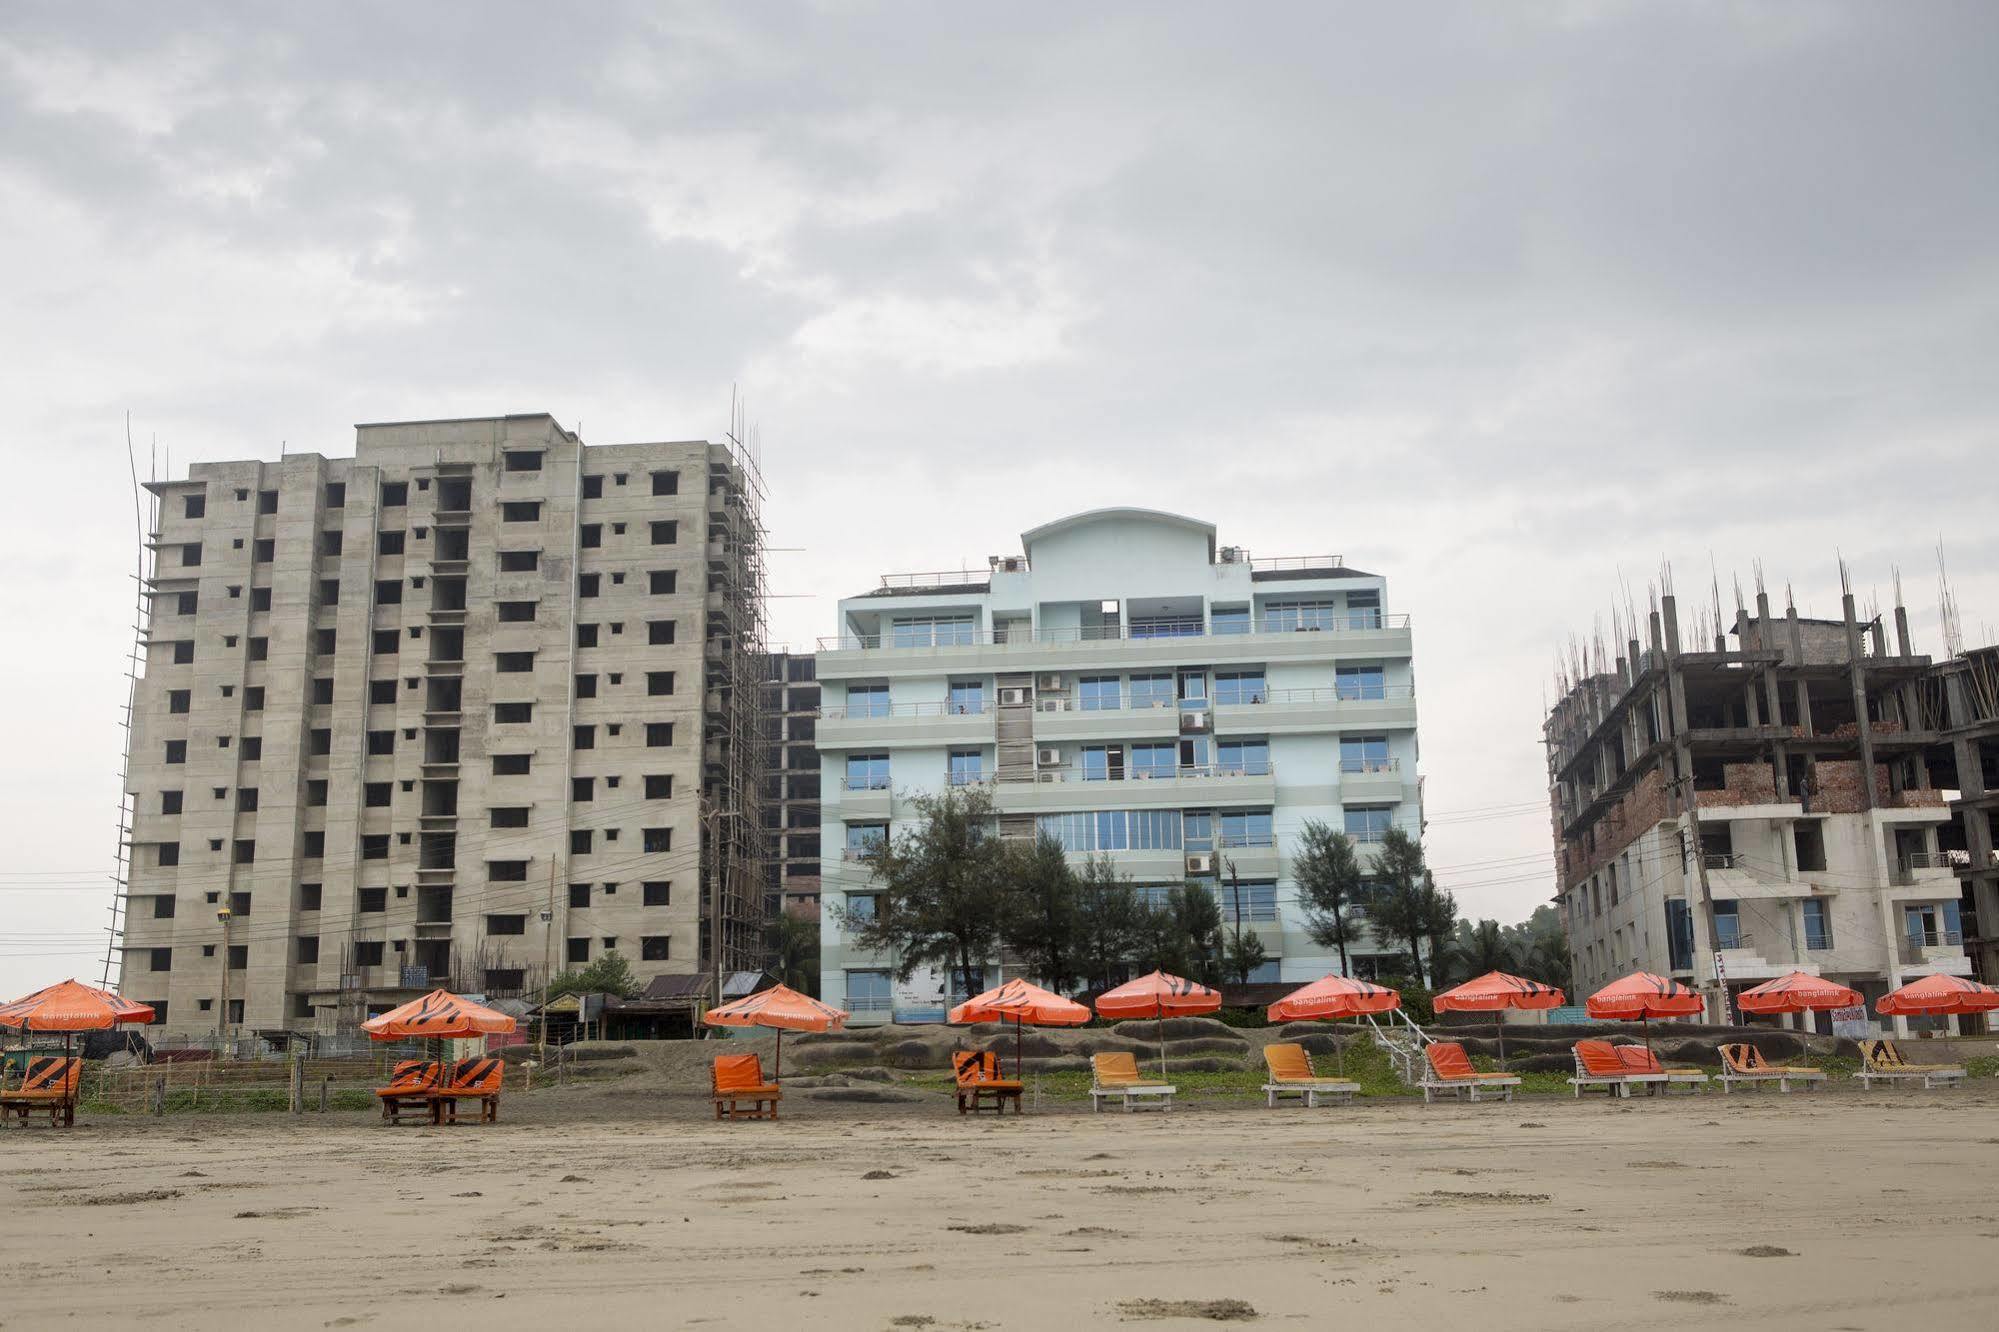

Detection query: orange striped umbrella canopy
(1267, 974), (1400, 1023)
(1876, 973), (1999, 1016)
(1435, 971), (1565, 1013)
(949, 978), (1090, 1027)
(1736, 971), (1862, 1014)
(704, 984), (849, 1034)
(0, 979), (154, 1032)
(1586, 971), (1705, 1020)
(360, 989), (517, 1040)
(1094, 971), (1221, 1020)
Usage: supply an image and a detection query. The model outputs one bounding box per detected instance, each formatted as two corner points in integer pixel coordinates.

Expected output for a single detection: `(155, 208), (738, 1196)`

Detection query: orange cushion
(712, 1053), (768, 1094)
(1574, 1040), (1629, 1077)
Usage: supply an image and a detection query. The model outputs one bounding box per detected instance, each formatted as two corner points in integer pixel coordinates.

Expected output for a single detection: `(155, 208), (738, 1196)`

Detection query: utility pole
(538, 858), (555, 1060)
(215, 905), (233, 1050)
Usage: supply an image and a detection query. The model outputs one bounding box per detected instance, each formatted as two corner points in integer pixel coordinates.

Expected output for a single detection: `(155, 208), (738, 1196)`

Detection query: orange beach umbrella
(1735, 971), (1862, 1015)
(1435, 970), (1565, 1071)
(702, 983), (848, 1082)
(1587, 971), (1704, 1054)
(0, 979), (156, 1128)
(1876, 974), (1999, 1017)
(1094, 971), (1220, 1081)
(950, 978), (1090, 1079)
(360, 988), (518, 1040)
(1267, 975), (1400, 1074)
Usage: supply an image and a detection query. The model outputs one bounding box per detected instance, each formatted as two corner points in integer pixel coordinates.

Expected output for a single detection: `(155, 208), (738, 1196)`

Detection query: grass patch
(81, 1088), (376, 1116)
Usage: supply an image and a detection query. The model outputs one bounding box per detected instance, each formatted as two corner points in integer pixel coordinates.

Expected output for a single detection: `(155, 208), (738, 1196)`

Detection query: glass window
(1343, 806), (1394, 843)
(1714, 900), (1742, 949)
(1079, 746), (1121, 782)
(1802, 898), (1832, 951)
(947, 681), (985, 715)
(1218, 880), (1277, 921)
(1665, 899), (1694, 971)
(1215, 671), (1266, 706)
(1129, 674), (1174, 709)
(1129, 615), (1201, 639)
(847, 684), (889, 718)
(1262, 599), (1337, 633)
(846, 754), (890, 791)
(889, 615), (976, 648)
(1133, 885), (1176, 910)
(847, 969), (892, 1013)
(1340, 736), (1390, 773)
(1336, 665), (1386, 700)
(1218, 810), (1273, 848)
(1218, 740), (1269, 776)
(846, 893), (878, 922)
(1345, 589), (1382, 629)
(1210, 606), (1250, 636)
(846, 823), (887, 856)
(1078, 676), (1121, 711)
(1093, 810), (1129, 850)
(948, 750), (987, 786)
(1131, 809), (1182, 850)
(1182, 811), (1213, 853)
(1130, 743), (1175, 780)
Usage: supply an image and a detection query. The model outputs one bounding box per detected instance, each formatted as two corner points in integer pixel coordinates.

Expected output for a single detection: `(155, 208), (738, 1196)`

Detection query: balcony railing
(1249, 555), (1346, 572)
(1215, 833), (1276, 849)
(1714, 929), (1753, 951)
(1901, 852), (1956, 871)
(1030, 762), (1274, 785)
(1223, 685), (1416, 706)
(946, 767), (994, 787)
(843, 775), (892, 792)
(846, 993), (895, 1013)
(878, 570), (994, 590)
(818, 614), (1410, 652)
(1899, 929), (1964, 962)
(820, 701), (988, 720)
(1340, 757), (1401, 775)
(1704, 853), (1738, 870)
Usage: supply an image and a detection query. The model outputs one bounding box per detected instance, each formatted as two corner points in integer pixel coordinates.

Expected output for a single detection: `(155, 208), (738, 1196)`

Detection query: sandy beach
(5, 1082), (1999, 1331)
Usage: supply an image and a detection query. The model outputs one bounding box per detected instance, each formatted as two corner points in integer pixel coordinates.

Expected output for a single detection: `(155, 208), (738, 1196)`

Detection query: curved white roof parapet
(1019, 508), (1217, 559)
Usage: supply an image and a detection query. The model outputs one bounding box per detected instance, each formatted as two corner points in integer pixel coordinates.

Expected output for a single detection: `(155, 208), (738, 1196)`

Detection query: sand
(6, 1084), (1999, 1330)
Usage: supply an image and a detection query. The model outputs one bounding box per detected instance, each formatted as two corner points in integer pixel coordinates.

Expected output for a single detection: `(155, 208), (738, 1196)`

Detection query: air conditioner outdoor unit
(1036, 674), (1063, 692)
(1180, 712), (1209, 732)
(997, 687), (1030, 706)
(1036, 747), (1062, 767)
(1186, 854), (1214, 875)
(1036, 698), (1065, 713)
(1218, 546), (1244, 564)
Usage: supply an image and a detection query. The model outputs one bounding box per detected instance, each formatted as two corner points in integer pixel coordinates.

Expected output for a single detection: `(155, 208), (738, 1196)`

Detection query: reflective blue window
(846, 753), (890, 791)
(1130, 743), (1175, 780)
(1129, 674), (1173, 709)
(1343, 806), (1393, 843)
(1336, 666), (1386, 700)
(847, 684), (889, 717)
(1078, 676), (1121, 711)
(947, 681), (985, 715)
(1219, 810), (1273, 848)
(948, 750), (987, 786)
(1340, 736), (1390, 773)
(1218, 740), (1269, 776)
(1215, 672), (1266, 706)
(1210, 607), (1249, 636)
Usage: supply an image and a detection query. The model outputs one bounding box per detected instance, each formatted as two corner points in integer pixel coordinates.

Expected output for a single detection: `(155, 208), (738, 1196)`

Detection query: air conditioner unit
(997, 687), (1030, 706)
(1036, 674), (1063, 692)
(1186, 854), (1215, 875)
(988, 555), (1028, 573)
(1180, 712), (1209, 732)
(1218, 546), (1244, 564)
(1036, 698), (1065, 713)
(1036, 747), (1062, 767)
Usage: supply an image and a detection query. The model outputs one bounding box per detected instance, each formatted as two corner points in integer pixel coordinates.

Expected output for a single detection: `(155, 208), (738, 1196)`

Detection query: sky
(3, 2), (1996, 997)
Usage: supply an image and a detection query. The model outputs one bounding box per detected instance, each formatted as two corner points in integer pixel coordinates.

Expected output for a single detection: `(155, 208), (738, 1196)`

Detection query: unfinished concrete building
(759, 651), (822, 919)
(114, 413), (769, 1040)
(1546, 573), (1998, 1035)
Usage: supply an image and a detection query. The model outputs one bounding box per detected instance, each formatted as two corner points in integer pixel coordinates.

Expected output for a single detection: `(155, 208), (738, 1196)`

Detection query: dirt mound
(1112, 1017), (1246, 1043)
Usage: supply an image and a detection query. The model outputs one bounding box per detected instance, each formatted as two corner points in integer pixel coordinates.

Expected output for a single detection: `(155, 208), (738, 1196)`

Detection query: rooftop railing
(1249, 555), (1346, 572)
(878, 570), (994, 590)
(818, 614), (1410, 652)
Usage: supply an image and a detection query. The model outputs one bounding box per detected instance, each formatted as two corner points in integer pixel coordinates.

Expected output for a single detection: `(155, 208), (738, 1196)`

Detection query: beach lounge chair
(1419, 1041), (1521, 1103)
(375, 1059), (443, 1124)
(952, 1050), (1023, 1115)
(711, 1052), (782, 1120)
(430, 1058), (504, 1124)
(1716, 1043), (1824, 1094)
(1613, 1043), (1709, 1093)
(0, 1055), (82, 1127)
(1856, 1039), (1965, 1090)
(1260, 1043), (1359, 1108)
(1568, 1039), (1666, 1098)
(1089, 1052), (1175, 1113)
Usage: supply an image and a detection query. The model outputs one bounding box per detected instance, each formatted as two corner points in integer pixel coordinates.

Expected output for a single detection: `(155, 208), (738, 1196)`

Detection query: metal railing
(1339, 757), (1401, 775)
(878, 570), (994, 590)
(1227, 684), (1415, 706)
(1031, 762), (1275, 784)
(1901, 852), (1957, 871)
(1215, 833), (1276, 849)
(818, 614), (1410, 652)
(1249, 555), (1347, 572)
(946, 767), (994, 787)
(820, 701), (989, 720)
(1713, 929), (1753, 951)
(1899, 929), (1964, 961)
(1703, 852), (1737, 870)
(842, 775), (892, 792)
(846, 993), (895, 1013)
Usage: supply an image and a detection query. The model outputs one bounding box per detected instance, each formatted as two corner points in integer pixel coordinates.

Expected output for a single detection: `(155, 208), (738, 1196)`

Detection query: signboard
(893, 965), (985, 1023)
(1830, 1004), (1872, 1040)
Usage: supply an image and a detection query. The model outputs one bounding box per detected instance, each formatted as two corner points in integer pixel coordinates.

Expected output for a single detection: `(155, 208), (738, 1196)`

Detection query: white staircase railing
(1364, 1009), (1433, 1086)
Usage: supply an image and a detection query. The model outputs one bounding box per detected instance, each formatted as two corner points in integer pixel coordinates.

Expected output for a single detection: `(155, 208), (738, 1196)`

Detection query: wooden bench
(952, 1050), (1023, 1115)
(1857, 1039), (1965, 1090)
(430, 1058), (504, 1124)
(0, 1055), (81, 1128)
(1717, 1043), (1824, 1094)
(375, 1059), (443, 1124)
(1419, 1041), (1520, 1103)
(1261, 1043), (1359, 1108)
(712, 1052), (782, 1120)
(1089, 1052), (1175, 1112)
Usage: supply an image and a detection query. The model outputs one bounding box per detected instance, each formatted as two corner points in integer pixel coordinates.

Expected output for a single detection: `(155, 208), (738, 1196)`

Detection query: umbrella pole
(775, 1028), (782, 1084)
(1015, 1014), (1022, 1082)
(1336, 1022), (1345, 1077)
(1497, 1016), (1506, 1074)
(1158, 1001), (1168, 1084)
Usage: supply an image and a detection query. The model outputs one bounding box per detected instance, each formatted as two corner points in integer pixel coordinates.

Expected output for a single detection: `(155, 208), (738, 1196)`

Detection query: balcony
(1897, 929), (1972, 975)
(817, 701), (994, 751)
(1215, 685), (1417, 736)
(1894, 852), (1960, 888)
(1338, 757), (1407, 803)
(1030, 698), (1183, 743)
(990, 763), (1275, 815)
(817, 616), (1413, 677)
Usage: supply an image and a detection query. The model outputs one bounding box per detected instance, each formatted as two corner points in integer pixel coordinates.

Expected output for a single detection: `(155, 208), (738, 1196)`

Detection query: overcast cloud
(3, 2), (1996, 994)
